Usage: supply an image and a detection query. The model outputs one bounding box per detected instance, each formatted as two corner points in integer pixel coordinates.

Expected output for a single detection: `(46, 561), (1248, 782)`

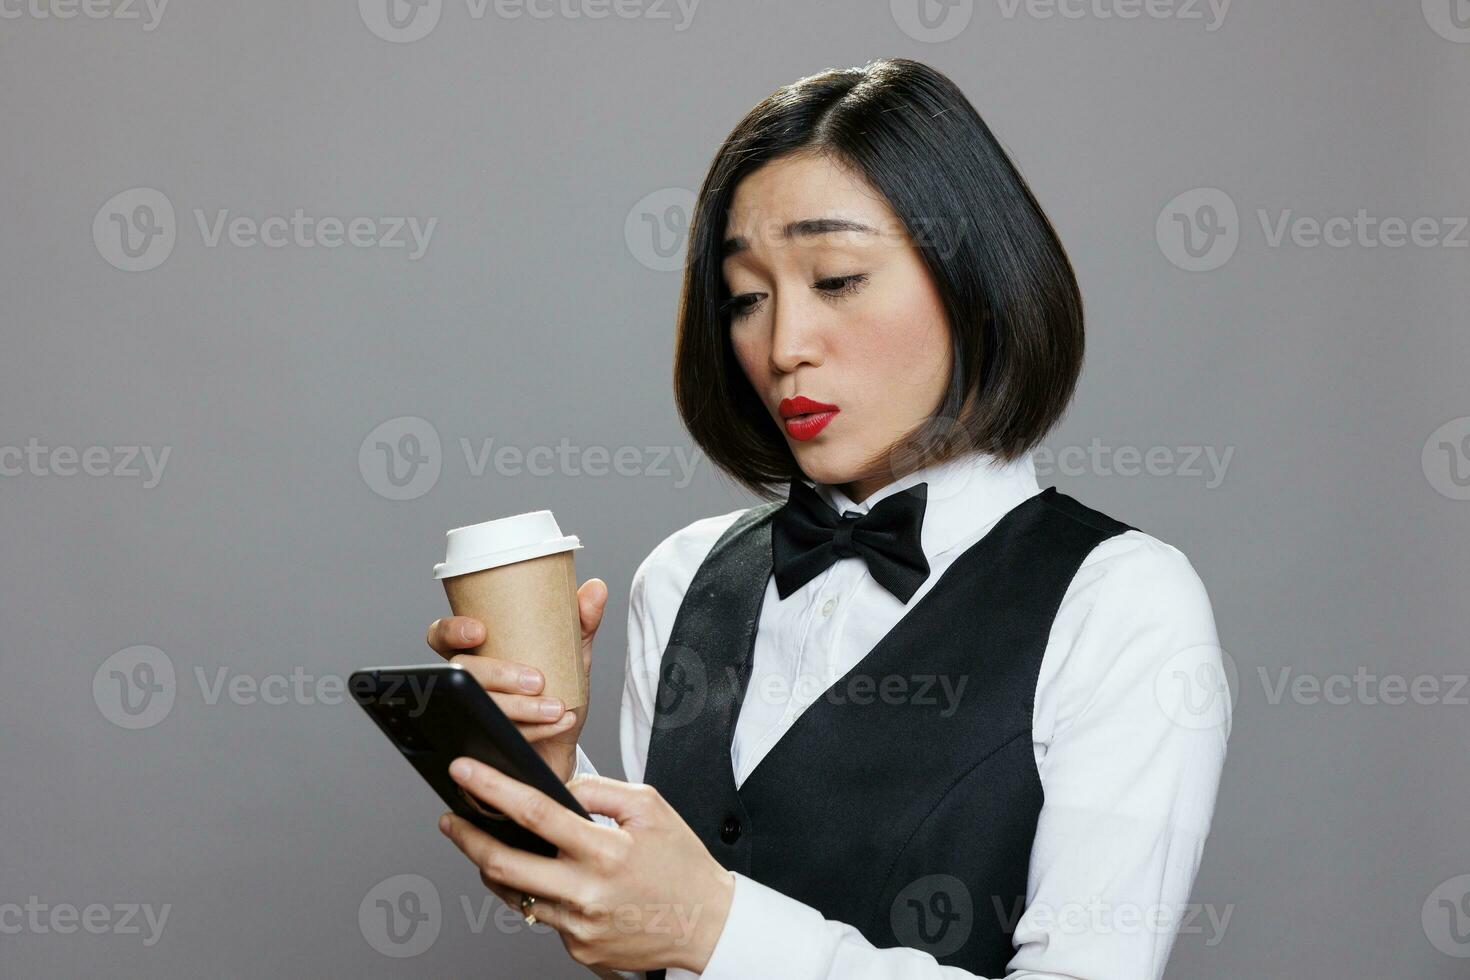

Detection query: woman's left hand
(437, 756), (736, 975)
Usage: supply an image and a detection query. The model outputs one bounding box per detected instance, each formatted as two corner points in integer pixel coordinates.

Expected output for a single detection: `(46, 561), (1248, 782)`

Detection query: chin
(789, 442), (863, 487)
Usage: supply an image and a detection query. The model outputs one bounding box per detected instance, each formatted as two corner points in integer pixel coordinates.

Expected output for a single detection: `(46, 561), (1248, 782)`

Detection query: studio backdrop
(2, 1), (1466, 977)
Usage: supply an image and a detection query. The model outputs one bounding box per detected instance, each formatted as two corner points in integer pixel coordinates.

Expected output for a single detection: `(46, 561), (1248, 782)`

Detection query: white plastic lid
(432, 510), (581, 579)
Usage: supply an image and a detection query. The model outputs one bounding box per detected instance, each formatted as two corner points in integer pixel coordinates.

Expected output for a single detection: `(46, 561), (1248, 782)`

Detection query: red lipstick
(778, 396), (840, 441)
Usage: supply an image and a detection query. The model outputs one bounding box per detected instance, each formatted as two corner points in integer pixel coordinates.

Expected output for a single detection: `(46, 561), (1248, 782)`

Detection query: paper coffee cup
(433, 510), (586, 710)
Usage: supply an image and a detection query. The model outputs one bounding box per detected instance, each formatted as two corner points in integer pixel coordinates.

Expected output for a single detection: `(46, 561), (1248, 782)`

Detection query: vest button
(719, 815), (741, 844)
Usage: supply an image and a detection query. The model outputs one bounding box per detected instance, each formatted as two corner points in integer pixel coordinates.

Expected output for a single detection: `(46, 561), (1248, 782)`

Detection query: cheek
(848, 304), (950, 395)
(729, 328), (770, 393)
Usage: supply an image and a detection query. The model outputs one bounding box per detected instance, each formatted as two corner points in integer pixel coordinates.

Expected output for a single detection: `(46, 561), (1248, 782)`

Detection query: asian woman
(426, 56), (1231, 980)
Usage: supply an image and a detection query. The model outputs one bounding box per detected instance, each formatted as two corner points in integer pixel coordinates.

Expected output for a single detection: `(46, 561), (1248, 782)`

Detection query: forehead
(724, 152), (905, 249)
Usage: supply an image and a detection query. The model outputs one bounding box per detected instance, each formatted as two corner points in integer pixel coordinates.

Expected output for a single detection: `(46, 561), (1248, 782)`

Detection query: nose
(768, 290), (824, 375)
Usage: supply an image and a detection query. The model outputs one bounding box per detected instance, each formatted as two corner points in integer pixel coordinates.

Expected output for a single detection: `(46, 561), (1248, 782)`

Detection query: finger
(478, 688), (569, 726)
(482, 874), (575, 933)
(448, 757), (610, 862)
(439, 810), (584, 906)
(577, 579), (608, 642)
(449, 652), (545, 695)
(427, 616), (486, 656)
(520, 710), (577, 744)
(478, 870), (514, 904)
(566, 774), (657, 825)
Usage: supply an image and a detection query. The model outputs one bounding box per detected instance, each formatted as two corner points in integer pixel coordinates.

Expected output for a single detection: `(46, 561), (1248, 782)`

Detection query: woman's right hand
(426, 578), (607, 784)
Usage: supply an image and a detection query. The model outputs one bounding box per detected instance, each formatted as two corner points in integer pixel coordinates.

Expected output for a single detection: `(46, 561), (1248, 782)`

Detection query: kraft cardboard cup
(433, 511), (586, 710)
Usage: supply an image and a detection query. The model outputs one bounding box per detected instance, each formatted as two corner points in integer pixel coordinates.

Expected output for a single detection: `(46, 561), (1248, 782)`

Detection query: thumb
(578, 578), (608, 642)
(566, 774), (655, 824)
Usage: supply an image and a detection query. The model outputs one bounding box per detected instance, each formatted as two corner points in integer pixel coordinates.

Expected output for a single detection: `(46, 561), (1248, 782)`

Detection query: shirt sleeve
(682, 532), (1231, 980)
(572, 746), (618, 829)
(619, 545), (659, 786)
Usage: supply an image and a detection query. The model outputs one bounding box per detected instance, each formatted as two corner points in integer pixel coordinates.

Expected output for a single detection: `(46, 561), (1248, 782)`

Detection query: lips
(778, 396), (840, 441)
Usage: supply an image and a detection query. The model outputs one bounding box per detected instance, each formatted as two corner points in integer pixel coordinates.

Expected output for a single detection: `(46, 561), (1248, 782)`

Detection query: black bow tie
(771, 479), (931, 603)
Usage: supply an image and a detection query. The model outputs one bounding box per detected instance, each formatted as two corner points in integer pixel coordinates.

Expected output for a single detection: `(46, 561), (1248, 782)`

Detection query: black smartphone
(349, 663), (592, 857)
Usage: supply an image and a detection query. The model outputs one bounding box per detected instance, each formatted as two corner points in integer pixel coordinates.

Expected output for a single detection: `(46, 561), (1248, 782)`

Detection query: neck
(838, 475), (885, 504)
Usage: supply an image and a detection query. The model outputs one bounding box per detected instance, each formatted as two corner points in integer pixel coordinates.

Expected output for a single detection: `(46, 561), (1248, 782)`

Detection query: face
(721, 151), (953, 503)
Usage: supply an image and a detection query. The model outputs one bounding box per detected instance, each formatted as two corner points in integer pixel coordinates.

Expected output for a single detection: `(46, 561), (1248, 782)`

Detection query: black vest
(642, 487), (1133, 977)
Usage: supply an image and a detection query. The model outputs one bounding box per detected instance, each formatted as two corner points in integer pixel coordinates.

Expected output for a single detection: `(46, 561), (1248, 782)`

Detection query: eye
(719, 274), (870, 322)
(718, 292), (764, 320)
(812, 273), (868, 299)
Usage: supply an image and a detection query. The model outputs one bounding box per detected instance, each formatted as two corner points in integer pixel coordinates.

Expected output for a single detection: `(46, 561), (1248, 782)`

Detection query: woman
(426, 57), (1231, 979)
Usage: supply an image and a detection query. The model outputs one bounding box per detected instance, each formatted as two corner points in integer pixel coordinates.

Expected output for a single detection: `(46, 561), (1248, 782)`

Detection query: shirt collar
(799, 449), (1042, 558)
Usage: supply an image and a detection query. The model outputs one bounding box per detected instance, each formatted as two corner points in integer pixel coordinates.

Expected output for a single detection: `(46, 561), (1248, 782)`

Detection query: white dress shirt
(574, 449), (1231, 979)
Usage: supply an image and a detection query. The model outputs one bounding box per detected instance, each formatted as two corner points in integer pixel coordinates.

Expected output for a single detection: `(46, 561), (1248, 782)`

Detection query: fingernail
(439, 814), (452, 834)
(450, 759), (474, 781)
(539, 699), (562, 718)
(460, 621), (483, 644)
(519, 669), (541, 691)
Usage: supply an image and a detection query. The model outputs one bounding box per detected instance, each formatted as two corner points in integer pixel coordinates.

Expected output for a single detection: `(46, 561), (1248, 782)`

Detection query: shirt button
(719, 815), (742, 844)
(821, 597), (837, 617)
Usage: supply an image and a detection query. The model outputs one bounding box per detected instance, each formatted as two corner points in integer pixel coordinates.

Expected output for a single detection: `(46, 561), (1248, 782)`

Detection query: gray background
(2, 0), (1467, 976)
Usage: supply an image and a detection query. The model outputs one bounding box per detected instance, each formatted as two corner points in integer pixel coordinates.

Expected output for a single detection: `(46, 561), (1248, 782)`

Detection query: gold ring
(520, 892), (538, 925)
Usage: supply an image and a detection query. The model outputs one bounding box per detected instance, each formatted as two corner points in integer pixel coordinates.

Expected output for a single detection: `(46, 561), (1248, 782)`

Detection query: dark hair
(674, 57), (1084, 501)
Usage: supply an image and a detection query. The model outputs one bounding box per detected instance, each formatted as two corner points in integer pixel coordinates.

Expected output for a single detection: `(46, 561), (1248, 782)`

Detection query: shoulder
(1047, 525), (1230, 736)
(629, 505), (763, 616)
(1074, 528), (1214, 623)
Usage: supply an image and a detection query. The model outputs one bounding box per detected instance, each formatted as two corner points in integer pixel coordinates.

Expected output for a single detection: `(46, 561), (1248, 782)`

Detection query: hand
(438, 758), (736, 974)
(427, 578), (608, 783)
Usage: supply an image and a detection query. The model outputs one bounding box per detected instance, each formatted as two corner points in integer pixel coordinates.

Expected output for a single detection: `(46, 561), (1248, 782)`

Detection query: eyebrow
(721, 216), (878, 258)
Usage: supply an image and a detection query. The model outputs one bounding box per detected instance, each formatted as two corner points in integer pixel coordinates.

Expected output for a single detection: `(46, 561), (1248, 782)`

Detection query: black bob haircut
(673, 57), (1084, 501)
